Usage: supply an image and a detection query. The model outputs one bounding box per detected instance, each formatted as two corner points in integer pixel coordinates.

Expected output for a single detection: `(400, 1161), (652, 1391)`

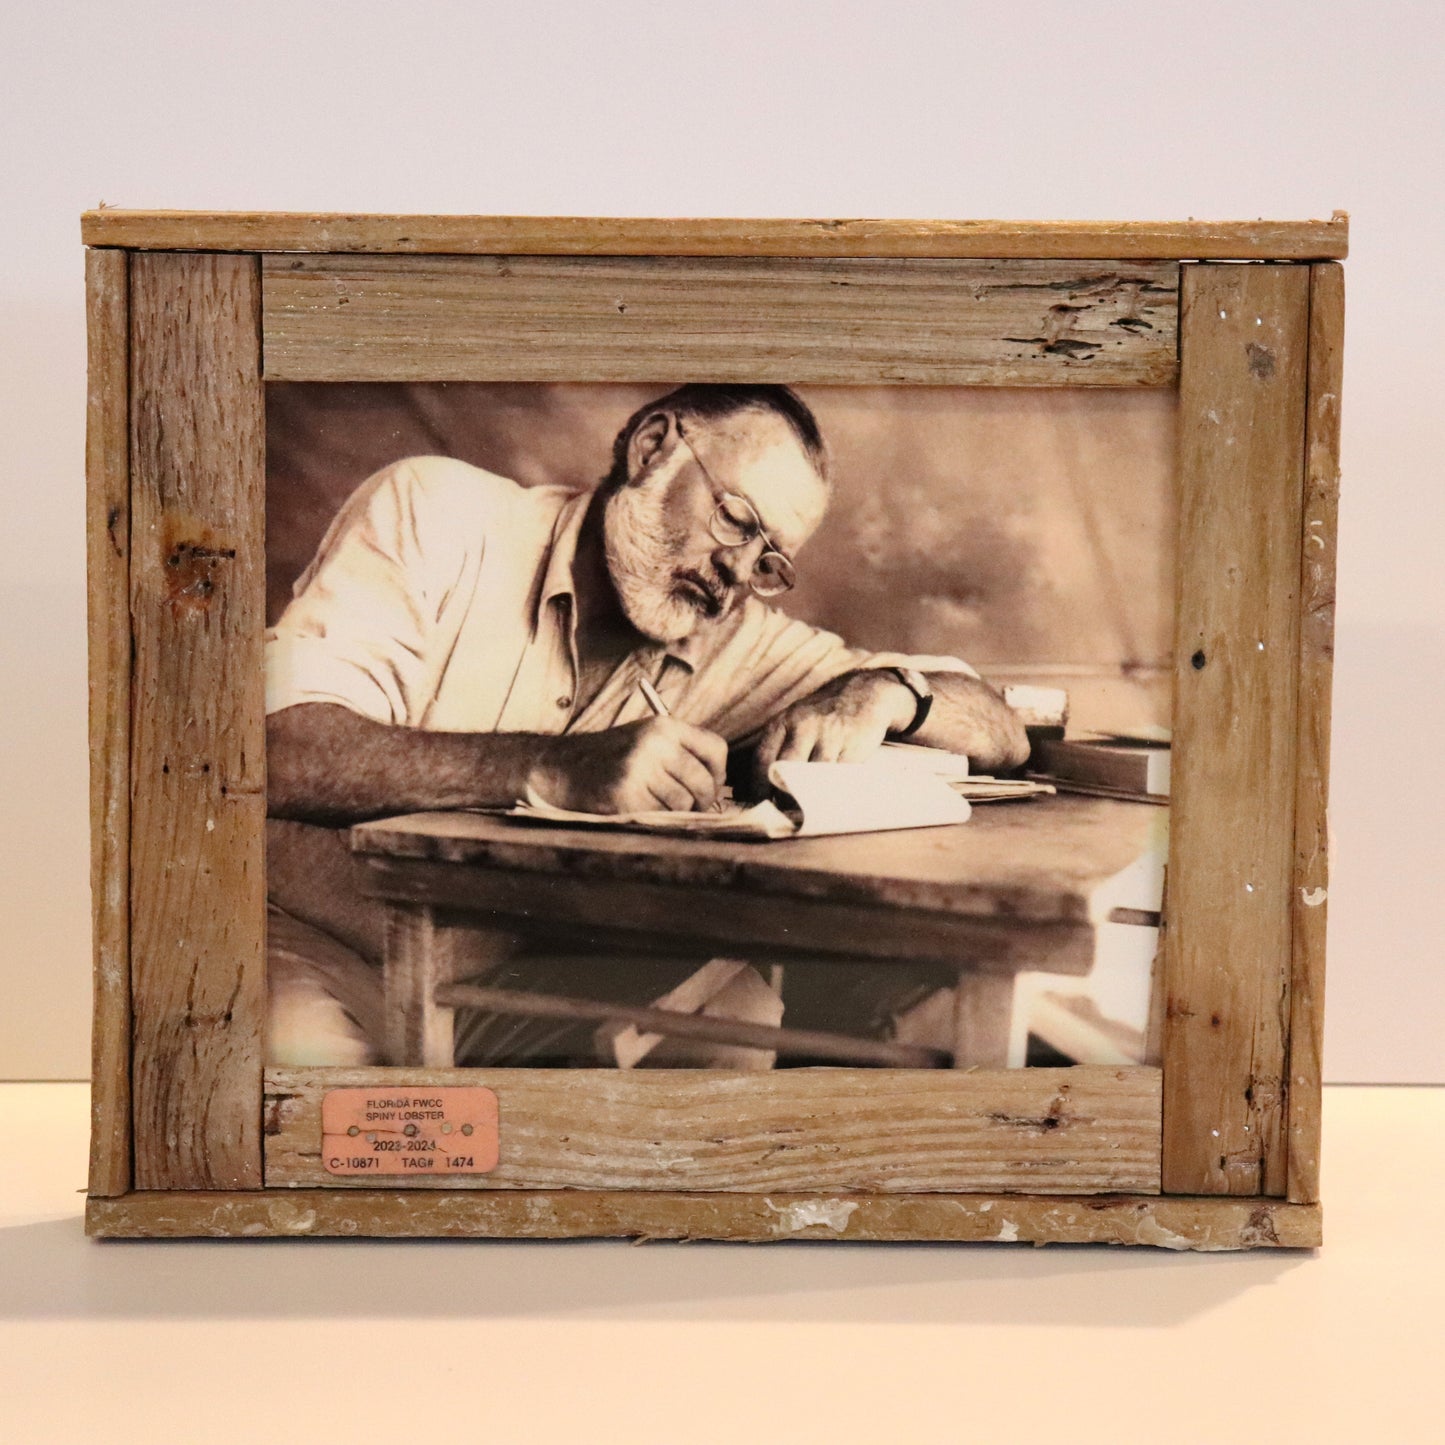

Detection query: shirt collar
(535, 490), (592, 626)
(534, 490), (705, 674)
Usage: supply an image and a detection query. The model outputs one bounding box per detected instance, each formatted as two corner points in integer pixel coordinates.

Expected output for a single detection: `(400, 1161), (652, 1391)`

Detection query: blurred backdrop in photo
(267, 383), (1177, 737)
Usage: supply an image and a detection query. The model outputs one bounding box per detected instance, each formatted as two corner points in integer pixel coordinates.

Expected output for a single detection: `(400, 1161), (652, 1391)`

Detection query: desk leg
(952, 971), (1014, 1069)
(383, 903), (458, 1067)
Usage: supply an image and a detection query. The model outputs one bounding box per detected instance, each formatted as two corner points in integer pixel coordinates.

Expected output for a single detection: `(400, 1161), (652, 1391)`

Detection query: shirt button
(556, 695), (573, 710)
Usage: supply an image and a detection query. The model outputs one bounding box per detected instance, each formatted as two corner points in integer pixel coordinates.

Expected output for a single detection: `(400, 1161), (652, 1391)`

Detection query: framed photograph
(82, 212), (1345, 1247)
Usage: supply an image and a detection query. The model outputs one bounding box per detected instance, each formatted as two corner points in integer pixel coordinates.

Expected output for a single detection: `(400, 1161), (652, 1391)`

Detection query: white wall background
(2, 1), (1440, 1081)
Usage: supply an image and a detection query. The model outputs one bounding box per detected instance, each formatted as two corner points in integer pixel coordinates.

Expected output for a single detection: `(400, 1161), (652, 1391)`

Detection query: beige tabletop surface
(353, 793), (1166, 925)
(3, 1081), (1441, 1445)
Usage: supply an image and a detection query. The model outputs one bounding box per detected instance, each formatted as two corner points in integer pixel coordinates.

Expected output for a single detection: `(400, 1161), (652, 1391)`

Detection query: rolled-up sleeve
(691, 600), (978, 741)
(265, 459), (478, 726)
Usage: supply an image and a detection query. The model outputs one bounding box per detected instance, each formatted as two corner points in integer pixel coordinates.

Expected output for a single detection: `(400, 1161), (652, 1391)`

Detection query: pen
(637, 676), (669, 719)
(636, 677), (725, 811)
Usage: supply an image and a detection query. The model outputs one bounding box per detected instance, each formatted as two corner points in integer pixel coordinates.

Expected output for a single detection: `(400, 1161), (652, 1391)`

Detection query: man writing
(266, 385), (1028, 1065)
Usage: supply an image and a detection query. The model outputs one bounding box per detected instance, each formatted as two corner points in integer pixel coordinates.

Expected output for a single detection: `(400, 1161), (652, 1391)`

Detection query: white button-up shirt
(265, 456), (976, 741)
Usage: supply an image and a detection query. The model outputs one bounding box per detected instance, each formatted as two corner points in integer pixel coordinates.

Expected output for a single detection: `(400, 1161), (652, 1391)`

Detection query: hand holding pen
(636, 678), (728, 812)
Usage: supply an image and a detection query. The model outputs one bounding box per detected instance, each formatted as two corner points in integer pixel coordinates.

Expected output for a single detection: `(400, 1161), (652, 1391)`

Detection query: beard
(603, 482), (726, 644)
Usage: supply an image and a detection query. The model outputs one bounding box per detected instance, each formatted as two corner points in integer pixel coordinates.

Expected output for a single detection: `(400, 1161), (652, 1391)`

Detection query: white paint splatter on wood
(766, 1199), (859, 1234)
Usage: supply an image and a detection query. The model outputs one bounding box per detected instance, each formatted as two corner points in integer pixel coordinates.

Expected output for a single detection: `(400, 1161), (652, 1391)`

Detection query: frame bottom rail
(87, 1189), (1319, 1250)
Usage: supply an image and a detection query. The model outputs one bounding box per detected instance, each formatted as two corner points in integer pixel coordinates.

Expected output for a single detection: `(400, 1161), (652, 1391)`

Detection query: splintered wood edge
(85, 1189), (1320, 1249)
(261, 255), (1179, 387)
(82, 212), (1349, 259)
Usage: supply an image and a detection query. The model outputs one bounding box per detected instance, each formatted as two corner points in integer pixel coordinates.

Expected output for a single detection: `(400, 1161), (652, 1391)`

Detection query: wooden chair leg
(952, 971), (1014, 1068)
(382, 903), (458, 1067)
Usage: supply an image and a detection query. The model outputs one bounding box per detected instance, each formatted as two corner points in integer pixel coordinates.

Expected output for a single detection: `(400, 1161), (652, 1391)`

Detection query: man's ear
(625, 412), (673, 484)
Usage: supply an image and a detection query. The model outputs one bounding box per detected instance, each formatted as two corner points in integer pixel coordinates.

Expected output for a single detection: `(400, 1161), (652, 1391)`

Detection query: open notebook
(507, 745), (976, 841)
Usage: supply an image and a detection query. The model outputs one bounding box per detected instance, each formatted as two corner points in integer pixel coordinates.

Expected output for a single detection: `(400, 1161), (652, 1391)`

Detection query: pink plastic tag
(321, 1088), (500, 1176)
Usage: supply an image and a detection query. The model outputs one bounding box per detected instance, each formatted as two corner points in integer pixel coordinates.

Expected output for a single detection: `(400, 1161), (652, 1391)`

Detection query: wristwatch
(883, 666), (933, 740)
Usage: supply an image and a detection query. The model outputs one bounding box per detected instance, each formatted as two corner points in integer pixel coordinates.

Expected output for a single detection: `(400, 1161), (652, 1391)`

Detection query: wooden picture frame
(82, 212), (1345, 1247)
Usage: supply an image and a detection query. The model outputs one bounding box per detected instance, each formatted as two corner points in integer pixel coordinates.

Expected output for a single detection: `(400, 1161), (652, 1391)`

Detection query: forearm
(266, 703), (550, 825)
(750, 665), (1031, 786)
(909, 672), (1030, 771)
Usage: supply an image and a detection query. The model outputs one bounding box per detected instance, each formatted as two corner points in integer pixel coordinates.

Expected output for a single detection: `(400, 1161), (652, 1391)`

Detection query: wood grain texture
(81, 210), (1350, 260)
(85, 248), (132, 1198)
(263, 1065), (1160, 1194)
(1287, 264), (1344, 1205)
(86, 1188), (1320, 1249)
(129, 253), (266, 1190)
(261, 255), (1179, 385)
(1163, 264), (1311, 1197)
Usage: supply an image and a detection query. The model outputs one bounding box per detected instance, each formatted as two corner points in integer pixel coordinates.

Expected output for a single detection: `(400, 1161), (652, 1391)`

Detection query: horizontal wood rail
(90, 1187), (1318, 1248)
(264, 1065), (1162, 1196)
(433, 981), (951, 1069)
(83, 211), (1349, 259)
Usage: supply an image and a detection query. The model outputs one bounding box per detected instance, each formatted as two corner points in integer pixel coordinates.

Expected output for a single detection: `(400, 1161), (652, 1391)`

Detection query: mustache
(676, 568), (730, 616)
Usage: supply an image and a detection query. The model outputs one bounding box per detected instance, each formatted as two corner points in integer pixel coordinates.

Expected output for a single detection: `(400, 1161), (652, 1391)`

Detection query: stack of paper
(509, 754), (973, 841)
(878, 741), (1053, 800)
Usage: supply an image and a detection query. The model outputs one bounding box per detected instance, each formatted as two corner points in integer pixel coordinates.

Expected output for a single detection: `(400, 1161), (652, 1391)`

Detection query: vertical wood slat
(1162, 263), (1311, 1197)
(129, 253), (266, 1190)
(1287, 264), (1344, 1203)
(86, 248), (132, 1197)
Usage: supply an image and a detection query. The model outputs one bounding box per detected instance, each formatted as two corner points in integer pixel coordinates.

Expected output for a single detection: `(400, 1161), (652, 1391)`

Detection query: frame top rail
(81, 211), (1349, 260)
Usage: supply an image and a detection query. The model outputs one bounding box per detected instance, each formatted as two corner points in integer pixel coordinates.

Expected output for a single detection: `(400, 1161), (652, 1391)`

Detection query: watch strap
(884, 666), (933, 740)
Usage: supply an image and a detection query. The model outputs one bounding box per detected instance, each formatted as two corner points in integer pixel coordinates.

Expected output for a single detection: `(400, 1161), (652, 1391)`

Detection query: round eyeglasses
(705, 492), (797, 596)
(675, 421), (798, 597)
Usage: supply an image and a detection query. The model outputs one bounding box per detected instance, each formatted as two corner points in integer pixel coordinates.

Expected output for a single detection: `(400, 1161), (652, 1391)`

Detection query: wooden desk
(350, 795), (1165, 1069)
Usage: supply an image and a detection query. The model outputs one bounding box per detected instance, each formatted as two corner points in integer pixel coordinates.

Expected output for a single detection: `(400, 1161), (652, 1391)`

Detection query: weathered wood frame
(82, 212), (1344, 1247)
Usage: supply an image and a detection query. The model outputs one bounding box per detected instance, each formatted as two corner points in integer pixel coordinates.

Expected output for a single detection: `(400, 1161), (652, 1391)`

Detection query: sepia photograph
(263, 380), (1174, 1074)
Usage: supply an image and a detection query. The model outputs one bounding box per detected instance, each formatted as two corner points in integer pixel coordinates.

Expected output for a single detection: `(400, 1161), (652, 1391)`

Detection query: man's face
(604, 410), (829, 644)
